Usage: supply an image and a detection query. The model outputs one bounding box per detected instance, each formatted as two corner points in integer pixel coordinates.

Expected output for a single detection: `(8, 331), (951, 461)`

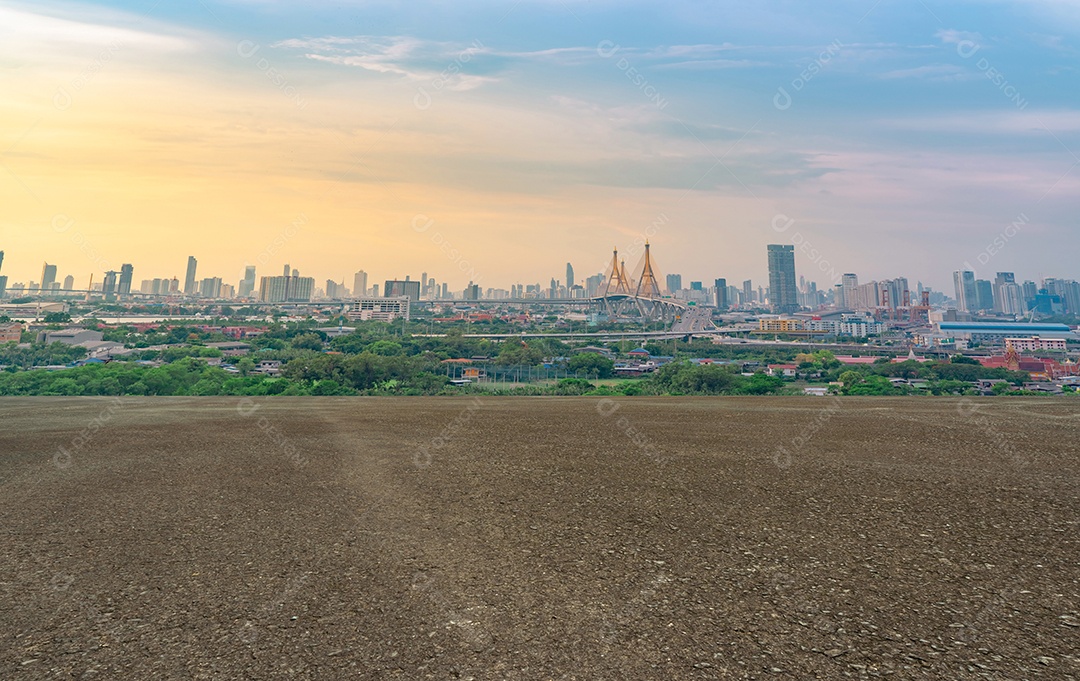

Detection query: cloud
(881, 110), (1080, 135)
(878, 64), (971, 81)
(274, 35), (500, 90)
(0, 4), (197, 53)
(654, 59), (768, 70)
(935, 29), (984, 46)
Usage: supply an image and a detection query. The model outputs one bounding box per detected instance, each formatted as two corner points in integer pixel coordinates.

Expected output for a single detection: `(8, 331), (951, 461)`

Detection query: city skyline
(2, 1), (1079, 290)
(4, 239), (1080, 320)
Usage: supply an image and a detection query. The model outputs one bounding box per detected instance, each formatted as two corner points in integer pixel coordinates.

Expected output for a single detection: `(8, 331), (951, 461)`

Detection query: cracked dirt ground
(1, 397), (1078, 679)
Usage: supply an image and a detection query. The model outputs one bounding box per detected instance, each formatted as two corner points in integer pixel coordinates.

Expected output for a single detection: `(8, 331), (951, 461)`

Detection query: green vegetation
(0, 342), (88, 369)
(0, 318), (1070, 397)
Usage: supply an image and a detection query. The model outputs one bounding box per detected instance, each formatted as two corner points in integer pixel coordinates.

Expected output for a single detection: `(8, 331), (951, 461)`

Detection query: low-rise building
(937, 321), (1073, 345)
(768, 364), (798, 378)
(1005, 337), (1068, 352)
(253, 359), (282, 375)
(206, 342), (252, 356)
(37, 328), (104, 345)
(0, 322), (23, 343)
(347, 297), (410, 322)
(758, 318), (803, 333)
(315, 327), (357, 339)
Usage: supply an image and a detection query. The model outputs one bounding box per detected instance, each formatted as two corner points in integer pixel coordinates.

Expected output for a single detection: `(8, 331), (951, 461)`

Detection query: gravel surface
(2, 396), (1078, 680)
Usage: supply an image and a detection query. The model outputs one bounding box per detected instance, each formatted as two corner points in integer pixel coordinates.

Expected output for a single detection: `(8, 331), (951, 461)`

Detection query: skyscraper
(952, 271), (977, 312)
(566, 263), (575, 289)
(993, 272), (1015, 313)
(384, 279), (421, 301)
(41, 263), (57, 292)
(102, 270), (118, 300)
(1061, 280), (1080, 315)
(974, 279), (994, 311)
(63, 275), (74, 291)
(714, 278), (728, 309)
(767, 244), (799, 314)
(118, 264), (134, 295)
(184, 256), (198, 295)
(840, 273), (858, 309)
(239, 266), (257, 298)
(353, 270), (368, 298)
(742, 280), (753, 304)
(1022, 280), (1038, 306)
(0, 250), (4, 273)
(998, 282), (1025, 316)
(666, 274), (682, 292)
(258, 271), (315, 302)
(199, 277), (222, 298)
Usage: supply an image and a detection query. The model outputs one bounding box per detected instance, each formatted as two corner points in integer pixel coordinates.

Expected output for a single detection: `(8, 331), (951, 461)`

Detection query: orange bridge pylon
(604, 247), (631, 294)
(634, 241), (662, 299)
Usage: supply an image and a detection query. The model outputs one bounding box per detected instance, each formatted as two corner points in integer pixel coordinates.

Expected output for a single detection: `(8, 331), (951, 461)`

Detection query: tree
(950, 354), (980, 365)
(567, 353), (614, 378)
(839, 370), (864, 388)
(736, 373), (784, 395)
(846, 375), (903, 396)
(552, 378), (596, 395)
(290, 333), (325, 351)
(367, 340), (404, 356)
(43, 312), (72, 324)
(992, 381), (1014, 395)
(237, 357), (255, 376)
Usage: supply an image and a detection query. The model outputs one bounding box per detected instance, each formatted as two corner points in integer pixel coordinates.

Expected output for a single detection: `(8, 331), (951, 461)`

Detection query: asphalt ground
(1, 397), (1078, 680)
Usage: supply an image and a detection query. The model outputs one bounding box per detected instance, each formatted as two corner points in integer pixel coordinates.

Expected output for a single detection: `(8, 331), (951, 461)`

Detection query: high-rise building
(952, 271), (977, 312)
(184, 256), (198, 295)
(0, 250), (4, 273)
(1061, 280), (1080, 315)
(325, 279), (347, 299)
(353, 271), (368, 298)
(840, 273), (858, 309)
(63, 275), (74, 291)
(258, 273), (315, 303)
(767, 244), (799, 314)
(118, 264), (133, 296)
(41, 263), (57, 292)
(1031, 288), (1064, 315)
(566, 263), (575, 289)
(998, 282), (1025, 316)
(0, 276), (7, 298)
(583, 274), (601, 298)
(993, 272), (1016, 313)
(199, 277), (222, 298)
(384, 279), (421, 301)
(974, 279), (994, 311)
(742, 280), (753, 304)
(1021, 280), (1038, 307)
(239, 266), (257, 298)
(102, 270), (119, 300)
(714, 278), (728, 309)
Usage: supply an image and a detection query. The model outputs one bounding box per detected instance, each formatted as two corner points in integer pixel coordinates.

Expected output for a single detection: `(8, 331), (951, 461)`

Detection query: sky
(1, 0), (1079, 294)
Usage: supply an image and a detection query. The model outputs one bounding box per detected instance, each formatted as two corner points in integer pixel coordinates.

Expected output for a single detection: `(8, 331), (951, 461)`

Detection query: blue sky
(2, 0), (1078, 291)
